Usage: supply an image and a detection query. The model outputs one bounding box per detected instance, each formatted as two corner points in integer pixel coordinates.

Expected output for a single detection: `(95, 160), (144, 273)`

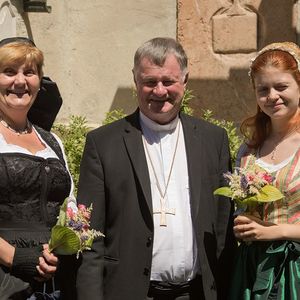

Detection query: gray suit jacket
(76, 110), (236, 300)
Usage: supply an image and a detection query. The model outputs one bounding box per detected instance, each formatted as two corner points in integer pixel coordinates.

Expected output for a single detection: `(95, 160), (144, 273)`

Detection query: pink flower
(78, 204), (86, 211)
(263, 174), (273, 183)
(247, 175), (254, 182)
(82, 211), (91, 220)
(82, 224), (89, 230)
(66, 207), (75, 219)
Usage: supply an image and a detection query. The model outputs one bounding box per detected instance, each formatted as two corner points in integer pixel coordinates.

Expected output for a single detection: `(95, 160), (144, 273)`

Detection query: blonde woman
(0, 37), (73, 299)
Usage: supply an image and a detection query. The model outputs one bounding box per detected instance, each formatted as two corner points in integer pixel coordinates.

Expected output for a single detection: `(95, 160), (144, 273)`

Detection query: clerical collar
(139, 112), (179, 132)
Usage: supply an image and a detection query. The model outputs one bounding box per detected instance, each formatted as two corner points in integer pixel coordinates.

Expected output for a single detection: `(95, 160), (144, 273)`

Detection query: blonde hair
(0, 41), (44, 78)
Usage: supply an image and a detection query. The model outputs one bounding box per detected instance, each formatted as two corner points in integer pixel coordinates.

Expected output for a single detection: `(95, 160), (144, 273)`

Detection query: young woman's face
(254, 66), (300, 121)
(0, 63), (40, 114)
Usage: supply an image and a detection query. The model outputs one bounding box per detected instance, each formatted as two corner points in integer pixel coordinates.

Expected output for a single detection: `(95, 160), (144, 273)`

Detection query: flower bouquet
(48, 197), (104, 258)
(214, 162), (284, 216)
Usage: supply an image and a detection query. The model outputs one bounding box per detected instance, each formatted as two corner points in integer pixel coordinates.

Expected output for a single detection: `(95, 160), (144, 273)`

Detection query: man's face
(133, 54), (187, 124)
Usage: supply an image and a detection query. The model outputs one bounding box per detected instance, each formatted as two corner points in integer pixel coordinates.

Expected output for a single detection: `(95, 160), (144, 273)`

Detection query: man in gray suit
(76, 37), (236, 300)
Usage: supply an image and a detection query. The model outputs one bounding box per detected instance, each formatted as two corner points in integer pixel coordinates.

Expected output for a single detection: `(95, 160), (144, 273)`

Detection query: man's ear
(132, 69), (137, 86)
(183, 72), (189, 86)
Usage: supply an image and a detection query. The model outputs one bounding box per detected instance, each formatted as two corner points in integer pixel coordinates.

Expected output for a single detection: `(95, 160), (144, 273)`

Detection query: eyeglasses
(0, 37), (36, 47)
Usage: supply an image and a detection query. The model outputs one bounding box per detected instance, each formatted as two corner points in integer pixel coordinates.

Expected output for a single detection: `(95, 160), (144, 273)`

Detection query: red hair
(241, 49), (300, 149)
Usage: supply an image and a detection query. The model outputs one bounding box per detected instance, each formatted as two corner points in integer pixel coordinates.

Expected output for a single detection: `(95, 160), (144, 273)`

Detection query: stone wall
(0, 0), (176, 125)
(178, 0), (298, 123)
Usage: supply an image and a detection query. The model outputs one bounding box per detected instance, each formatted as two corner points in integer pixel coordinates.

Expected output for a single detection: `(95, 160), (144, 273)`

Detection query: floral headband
(248, 42), (300, 77)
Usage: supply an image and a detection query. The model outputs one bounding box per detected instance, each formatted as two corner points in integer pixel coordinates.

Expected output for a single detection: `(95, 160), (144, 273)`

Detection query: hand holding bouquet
(214, 161), (284, 216)
(49, 197), (104, 258)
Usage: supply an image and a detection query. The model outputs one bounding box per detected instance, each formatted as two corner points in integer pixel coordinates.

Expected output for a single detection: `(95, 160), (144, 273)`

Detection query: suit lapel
(122, 111), (153, 215)
(181, 114), (203, 223)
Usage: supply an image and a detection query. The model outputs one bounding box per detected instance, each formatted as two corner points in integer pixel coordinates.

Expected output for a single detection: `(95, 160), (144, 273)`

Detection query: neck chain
(0, 117), (32, 136)
(142, 123), (181, 226)
(270, 125), (299, 160)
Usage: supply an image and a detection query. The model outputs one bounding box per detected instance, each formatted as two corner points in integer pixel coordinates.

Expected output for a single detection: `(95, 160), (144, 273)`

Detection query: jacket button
(45, 166), (50, 173)
(143, 268), (150, 276)
(146, 237), (152, 247)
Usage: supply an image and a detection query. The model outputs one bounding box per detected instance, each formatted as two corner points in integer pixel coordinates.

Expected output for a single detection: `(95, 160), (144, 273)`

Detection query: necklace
(142, 123), (181, 226)
(270, 125), (299, 160)
(0, 117), (32, 136)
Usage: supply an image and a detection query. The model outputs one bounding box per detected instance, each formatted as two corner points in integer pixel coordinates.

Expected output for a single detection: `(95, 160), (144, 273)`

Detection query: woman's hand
(35, 244), (58, 281)
(233, 214), (278, 242)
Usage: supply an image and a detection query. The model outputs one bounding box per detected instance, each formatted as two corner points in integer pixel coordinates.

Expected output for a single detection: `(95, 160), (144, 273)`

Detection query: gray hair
(133, 37), (188, 75)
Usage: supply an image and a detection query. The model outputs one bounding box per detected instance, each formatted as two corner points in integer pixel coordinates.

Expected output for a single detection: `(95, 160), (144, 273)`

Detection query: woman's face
(0, 63), (40, 115)
(254, 66), (300, 121)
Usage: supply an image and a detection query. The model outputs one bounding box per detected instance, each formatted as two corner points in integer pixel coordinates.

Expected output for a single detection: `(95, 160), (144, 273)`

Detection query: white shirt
(140, 112), (198, 283)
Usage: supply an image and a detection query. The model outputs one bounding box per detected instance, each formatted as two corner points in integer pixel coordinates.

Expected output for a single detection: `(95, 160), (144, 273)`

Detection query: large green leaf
(56, 198), (68, 226)
(256, 185), (284, 202)
(49, 225), (80, 255)
(213, 187), (232, 198)
(241, 185), (284, 204)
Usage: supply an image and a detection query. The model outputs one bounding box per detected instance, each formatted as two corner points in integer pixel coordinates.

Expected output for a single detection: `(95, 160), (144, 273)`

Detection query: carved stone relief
(212, 0), (257, 53)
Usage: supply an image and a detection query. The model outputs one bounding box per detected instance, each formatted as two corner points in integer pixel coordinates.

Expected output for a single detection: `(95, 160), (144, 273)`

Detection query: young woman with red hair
(230, 42), (300, 299)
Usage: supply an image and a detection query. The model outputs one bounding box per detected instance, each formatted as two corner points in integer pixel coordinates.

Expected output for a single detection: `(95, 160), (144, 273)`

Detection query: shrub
(53, 115), (90, 194)
(202, 109), (243, 166)
(181, 88), (194, 116)
(102, 108), (127, 125)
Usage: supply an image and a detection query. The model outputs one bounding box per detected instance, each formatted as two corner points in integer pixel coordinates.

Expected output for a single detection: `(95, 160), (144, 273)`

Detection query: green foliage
(49, 225), (81, 255)
(53, 115), (90, 193)
(202, 109), (243, 165)
(214, 185), (284, 204)
(181, 88), (194, 116)
(102, 108), (127, 125)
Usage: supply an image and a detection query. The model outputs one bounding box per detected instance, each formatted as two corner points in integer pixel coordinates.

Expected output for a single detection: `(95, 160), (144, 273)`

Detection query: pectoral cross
(153, 201), (176, 226)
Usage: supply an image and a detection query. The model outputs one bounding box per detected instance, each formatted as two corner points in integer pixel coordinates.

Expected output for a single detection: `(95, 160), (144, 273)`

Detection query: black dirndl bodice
(0, 126), (72, 298)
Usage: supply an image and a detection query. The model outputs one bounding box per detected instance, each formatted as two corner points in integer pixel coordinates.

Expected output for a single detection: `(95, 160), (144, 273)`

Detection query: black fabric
(28, 77), (63, 131)
(147, 276), (205, 299)
(34, 125), (65, 164)
(0, 37), (35, 47)
(0, 153), (71, 228)
(0, 268), (29, 300)
(11, 246), (42, 282)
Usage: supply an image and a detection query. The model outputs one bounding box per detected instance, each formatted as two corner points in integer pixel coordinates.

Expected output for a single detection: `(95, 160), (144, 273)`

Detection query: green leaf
(49, 225), (80, 255)
(214, 187), (232, 198)
(85, 237), (94, 248)
(241, 185), (284, 204)
(56, 198), (68, 226)
(256, 185), (284, 202)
